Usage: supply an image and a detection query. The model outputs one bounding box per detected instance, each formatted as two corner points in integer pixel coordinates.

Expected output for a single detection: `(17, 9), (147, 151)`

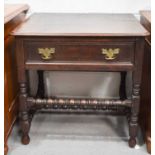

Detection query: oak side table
(12, 13), (149, 148)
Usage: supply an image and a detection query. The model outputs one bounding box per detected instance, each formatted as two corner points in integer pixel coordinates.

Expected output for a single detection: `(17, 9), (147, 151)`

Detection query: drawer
(24, 39), (135, 63)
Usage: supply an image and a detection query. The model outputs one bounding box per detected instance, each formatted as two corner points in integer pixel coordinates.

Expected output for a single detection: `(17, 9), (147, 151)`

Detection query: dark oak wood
(36, 70), (45, 98)
(140, 11), (151, 44)
(12, 13), (148, 36)
(119, 71), (127, 100)
(19, 82), (30, 145)
(4, 4), (29, 154)
(139, 10), (151, 154)
(24, 39), (135, 62)
(12, 13), (148, 147)
(25, 61), (134, 71)
(128, 37), (145, 148)
(27, 97), (132, 109)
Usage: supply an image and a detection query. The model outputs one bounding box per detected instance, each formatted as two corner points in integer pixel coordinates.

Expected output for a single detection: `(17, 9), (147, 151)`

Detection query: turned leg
(128, 84), (140, 148)
(126, 112), (131, 124)
(119, 71), (127, 100)
(19, 82), (30, 145)
(128, 38), (145, 148)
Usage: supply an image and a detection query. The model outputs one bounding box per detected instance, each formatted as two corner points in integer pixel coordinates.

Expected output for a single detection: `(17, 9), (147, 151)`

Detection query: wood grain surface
(12, 13), (149, 36)
(14, 13), (147, 149)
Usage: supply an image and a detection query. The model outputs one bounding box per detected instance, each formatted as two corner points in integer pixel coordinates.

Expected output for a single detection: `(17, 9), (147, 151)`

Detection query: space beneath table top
(12, 13), (149, 37)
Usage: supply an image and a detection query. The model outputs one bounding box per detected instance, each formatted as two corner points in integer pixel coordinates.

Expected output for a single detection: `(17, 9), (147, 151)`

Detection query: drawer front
(24, 40), (135, 63)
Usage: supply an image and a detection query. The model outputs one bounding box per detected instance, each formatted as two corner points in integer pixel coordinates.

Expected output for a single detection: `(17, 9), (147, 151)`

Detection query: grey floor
(8, 112), (149, 155)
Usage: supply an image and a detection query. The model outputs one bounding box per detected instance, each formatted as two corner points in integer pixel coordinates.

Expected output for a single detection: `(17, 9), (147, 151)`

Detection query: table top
(4, 4), (29, 24)
(12, 13), (149, 37)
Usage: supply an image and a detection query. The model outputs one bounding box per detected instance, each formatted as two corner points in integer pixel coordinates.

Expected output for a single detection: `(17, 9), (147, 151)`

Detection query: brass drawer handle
(38, 48), (55, 60)
(101, 48), (120, 60)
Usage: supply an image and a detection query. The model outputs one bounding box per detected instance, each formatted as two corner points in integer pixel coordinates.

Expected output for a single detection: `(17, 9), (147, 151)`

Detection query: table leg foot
(128, 137), (136, 148)
(4, 143), (8, 155)
(128, 138), (136, 148)
(20, 112), (31, 145)
(146, 136), (151, 154)
(22, 135), (30, 145)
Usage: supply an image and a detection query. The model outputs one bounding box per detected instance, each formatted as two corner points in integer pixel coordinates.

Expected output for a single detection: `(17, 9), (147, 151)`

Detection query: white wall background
(5, 0), (150, 14)
(5, 0), (150, 98)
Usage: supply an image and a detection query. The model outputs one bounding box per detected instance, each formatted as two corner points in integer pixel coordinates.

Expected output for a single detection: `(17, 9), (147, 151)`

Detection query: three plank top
(12, 13), (149, 37)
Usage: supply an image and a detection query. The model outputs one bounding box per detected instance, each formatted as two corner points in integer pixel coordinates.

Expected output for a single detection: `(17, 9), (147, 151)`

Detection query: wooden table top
(4, 4), (29, 24)
(12, 13), (149, 37)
